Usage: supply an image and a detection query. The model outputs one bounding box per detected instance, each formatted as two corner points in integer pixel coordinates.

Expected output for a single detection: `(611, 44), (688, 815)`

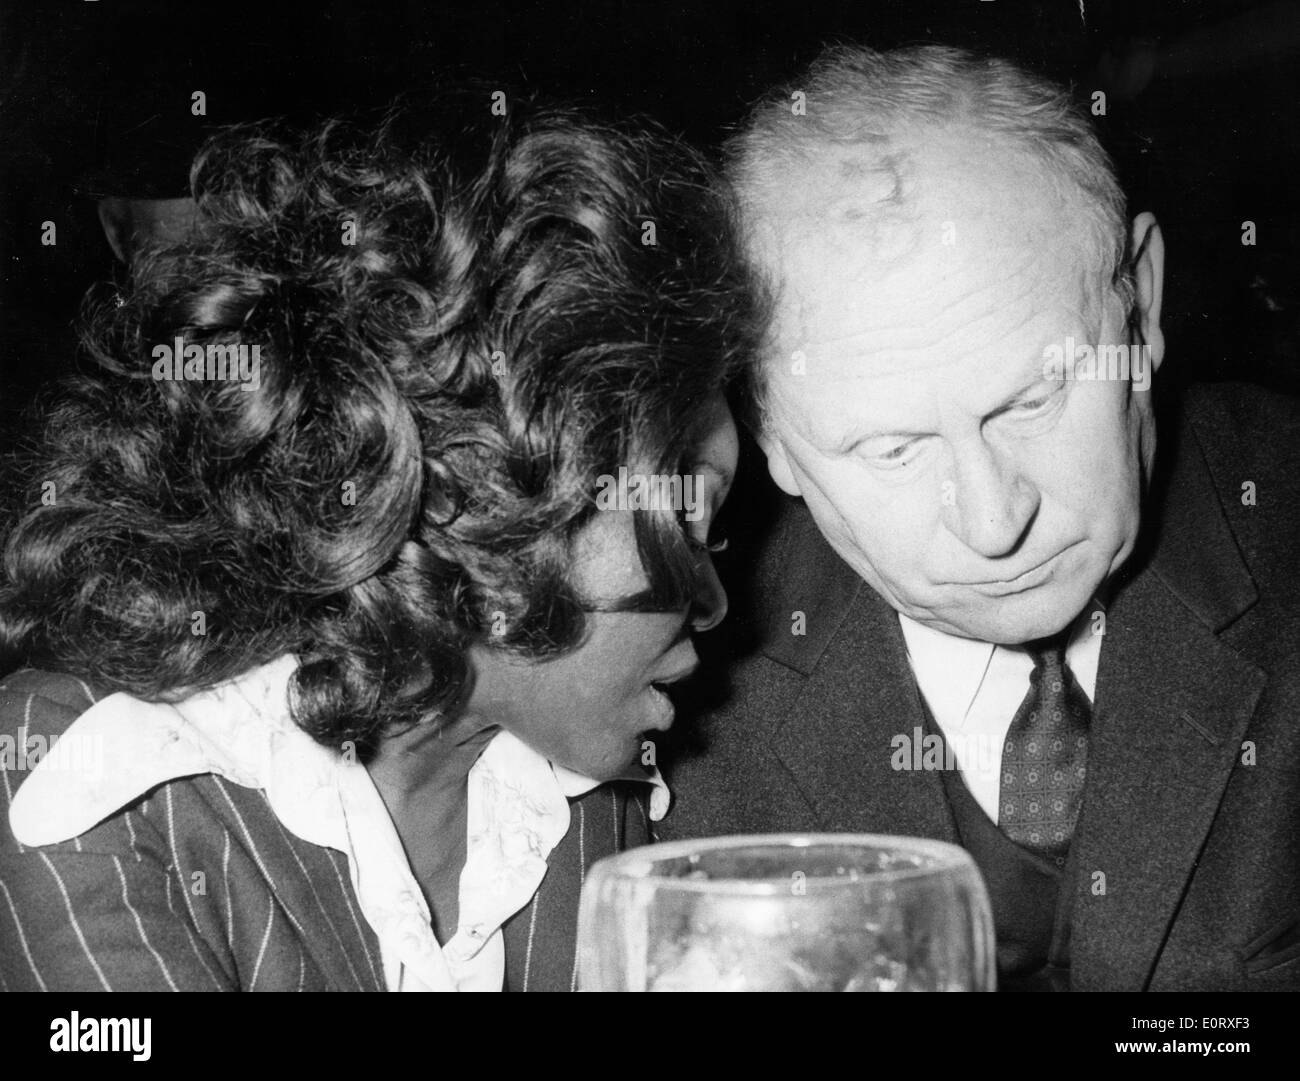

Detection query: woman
(0, 98), (755, 991)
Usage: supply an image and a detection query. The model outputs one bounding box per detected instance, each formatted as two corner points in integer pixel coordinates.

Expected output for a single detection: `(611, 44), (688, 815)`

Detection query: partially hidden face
(465, 395), (738, 780)
(754, 133), (1162, 644)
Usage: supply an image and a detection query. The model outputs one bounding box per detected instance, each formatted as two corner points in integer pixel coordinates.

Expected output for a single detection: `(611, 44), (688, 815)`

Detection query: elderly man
(664, 44), (1300, 992)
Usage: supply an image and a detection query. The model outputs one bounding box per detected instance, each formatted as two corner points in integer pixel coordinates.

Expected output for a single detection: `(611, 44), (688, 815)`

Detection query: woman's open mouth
(644, 662), (698, 731)
(645, 681), (681, 731)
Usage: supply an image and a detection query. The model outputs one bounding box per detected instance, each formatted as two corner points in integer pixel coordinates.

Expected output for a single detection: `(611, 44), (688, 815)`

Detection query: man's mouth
(962, 543), (1080, 596)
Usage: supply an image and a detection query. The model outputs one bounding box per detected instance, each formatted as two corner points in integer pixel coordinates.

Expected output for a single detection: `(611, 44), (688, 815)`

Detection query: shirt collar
(896, 617), (995, 725)
(897, 596), (1106, 708)
(9, 655), (668, 991)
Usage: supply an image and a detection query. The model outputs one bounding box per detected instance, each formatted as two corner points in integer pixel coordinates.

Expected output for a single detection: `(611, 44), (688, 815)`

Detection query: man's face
(756, 135), (1160, 644)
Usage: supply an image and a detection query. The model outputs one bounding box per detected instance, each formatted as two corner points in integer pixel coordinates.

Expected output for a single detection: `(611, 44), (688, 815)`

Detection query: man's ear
(1130, 211), (1165, 372)
(757, 430), (803, 497)
(97, 197), (133, 264)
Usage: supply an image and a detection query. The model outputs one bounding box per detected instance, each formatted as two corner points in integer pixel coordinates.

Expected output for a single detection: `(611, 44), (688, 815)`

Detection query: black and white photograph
(0, 0), (1296, 1042)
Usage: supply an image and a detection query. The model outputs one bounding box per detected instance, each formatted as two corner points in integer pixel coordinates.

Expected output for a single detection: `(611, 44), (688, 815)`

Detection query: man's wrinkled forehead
(744, 130), (1085, 342)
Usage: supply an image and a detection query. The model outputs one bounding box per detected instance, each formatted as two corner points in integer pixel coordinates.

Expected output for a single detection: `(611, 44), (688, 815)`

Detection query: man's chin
(931, 589), (1093, 645)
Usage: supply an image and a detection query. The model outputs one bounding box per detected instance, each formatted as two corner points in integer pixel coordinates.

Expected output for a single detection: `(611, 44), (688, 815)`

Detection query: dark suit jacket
(0, 670), (652, 992)
(663, 382), (1300, 991)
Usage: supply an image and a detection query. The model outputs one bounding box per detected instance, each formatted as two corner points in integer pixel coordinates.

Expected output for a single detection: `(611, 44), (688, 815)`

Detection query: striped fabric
(502, 785), (654, 992)
(0, 669), (653, 992)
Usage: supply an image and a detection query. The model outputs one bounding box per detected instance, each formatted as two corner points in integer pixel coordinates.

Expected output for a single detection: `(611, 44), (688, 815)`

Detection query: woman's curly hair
(0, 95), (759, 756)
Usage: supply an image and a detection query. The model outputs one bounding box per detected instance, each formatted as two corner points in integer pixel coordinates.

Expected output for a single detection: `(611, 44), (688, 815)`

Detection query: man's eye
(1016, 395), (1053, 411)
(862, 438), (922, 469)
(1011, 384), (1065, 414)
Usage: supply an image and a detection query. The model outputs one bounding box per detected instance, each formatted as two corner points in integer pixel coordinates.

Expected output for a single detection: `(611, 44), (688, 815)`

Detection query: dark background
(2, 0), (1298, 438)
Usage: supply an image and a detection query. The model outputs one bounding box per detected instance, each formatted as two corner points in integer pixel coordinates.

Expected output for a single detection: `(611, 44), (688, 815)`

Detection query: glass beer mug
(577, 834), (995, 991)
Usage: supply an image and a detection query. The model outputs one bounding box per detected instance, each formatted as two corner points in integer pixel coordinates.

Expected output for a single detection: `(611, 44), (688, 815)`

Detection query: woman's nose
(689, 556), (729, 633)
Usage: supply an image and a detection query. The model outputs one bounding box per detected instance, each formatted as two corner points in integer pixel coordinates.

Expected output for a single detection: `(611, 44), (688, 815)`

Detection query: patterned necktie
(998, 641), (1090, 867)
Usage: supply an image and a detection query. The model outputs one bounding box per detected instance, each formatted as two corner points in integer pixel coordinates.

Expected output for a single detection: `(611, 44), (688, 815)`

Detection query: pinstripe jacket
(0, 666), (659, 992)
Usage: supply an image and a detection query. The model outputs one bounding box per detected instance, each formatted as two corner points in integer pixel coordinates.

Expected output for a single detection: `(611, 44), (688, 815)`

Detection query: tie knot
(1028, 640), (1069, 685)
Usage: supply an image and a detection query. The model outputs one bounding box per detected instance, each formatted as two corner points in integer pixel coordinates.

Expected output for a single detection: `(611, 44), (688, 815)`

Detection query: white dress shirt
(9, 654), (668, 991)
(897, 603), (1103, 822)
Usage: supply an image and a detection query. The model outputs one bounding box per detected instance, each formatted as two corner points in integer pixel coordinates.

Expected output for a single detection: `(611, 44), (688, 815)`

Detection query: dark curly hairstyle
(0, 95), (758, 756)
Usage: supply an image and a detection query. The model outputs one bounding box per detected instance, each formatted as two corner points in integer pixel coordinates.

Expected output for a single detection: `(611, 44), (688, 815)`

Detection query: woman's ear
(97, 197), (199, 265)
(97, 197), (133, 263)
(1130, 211), (1166, 372)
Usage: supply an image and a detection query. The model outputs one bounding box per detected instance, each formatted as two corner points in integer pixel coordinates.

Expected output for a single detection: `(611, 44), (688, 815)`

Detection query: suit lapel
(762, 507), (956, 841)
(1070, 407), (1267, 990)
(210, 780), (382, 991)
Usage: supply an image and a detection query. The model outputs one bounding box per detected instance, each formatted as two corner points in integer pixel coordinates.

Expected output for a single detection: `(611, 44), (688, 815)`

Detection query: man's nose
(944, 438), (1039, 558)
(689, 557), (729, 633)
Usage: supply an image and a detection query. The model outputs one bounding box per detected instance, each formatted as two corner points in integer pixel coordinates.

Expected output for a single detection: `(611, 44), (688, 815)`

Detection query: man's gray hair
(726, 44), (1134, 426)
